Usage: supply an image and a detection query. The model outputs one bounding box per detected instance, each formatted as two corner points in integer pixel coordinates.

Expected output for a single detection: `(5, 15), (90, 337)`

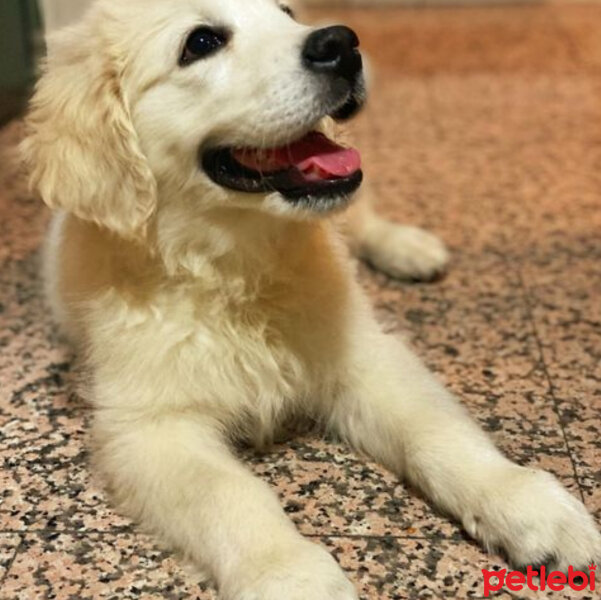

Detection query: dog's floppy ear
(22, 18), (156, 240)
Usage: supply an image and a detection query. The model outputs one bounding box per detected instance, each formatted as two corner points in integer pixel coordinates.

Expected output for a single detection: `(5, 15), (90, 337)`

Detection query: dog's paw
(361, 223), (450, 281)
(465, 466), (601, 571)
(227, 541), (358, 600)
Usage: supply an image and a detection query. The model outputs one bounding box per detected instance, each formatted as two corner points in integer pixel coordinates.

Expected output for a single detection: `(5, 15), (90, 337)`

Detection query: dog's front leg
(343, 184), (450, 281)
(94, 411), (358, 600)
(327, 324), (601, 570)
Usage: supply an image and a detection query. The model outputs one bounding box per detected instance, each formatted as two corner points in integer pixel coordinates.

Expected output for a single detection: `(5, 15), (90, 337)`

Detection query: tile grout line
(515, 267), (586, 504)
(304, 533), (456, 542)
(548, 5), (595, 75)
(0, 529), (470, 548)
(0, 536), (23, 591)
(0, 529), (460, 543)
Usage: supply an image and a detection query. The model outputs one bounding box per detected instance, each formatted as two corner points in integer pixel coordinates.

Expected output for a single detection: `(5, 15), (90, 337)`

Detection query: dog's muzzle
(200, 25), (366, 207)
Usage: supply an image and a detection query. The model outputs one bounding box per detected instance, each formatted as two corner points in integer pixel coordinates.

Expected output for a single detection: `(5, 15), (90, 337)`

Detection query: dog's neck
(153, 205), (348, 301)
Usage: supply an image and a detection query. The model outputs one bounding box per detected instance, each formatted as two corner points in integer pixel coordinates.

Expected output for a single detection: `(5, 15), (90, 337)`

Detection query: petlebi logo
(482, 564), (596, 596)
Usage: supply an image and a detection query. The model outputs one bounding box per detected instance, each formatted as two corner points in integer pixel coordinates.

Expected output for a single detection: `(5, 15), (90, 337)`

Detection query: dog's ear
(22, 18), (156, 240)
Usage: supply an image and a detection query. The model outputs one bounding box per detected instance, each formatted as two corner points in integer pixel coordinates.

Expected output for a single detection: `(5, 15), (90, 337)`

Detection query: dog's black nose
(302, 26), (362, 81)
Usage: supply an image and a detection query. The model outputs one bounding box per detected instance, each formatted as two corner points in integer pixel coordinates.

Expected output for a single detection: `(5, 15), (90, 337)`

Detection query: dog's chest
(194, 291), (342, 393)
(148, 273), (349, 428)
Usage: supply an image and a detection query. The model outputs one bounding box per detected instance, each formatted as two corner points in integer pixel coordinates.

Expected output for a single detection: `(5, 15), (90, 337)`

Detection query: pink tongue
(276, 132), (361, 177)
(233, 132), (361, 178)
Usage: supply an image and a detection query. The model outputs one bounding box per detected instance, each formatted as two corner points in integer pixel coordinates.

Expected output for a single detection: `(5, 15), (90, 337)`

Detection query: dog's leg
(343, 185), (450, 281)
(327, 325), (601, 569)
(94, 411), (358, 600)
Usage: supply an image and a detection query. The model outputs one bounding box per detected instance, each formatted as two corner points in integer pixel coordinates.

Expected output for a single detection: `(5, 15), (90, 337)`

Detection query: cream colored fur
(23, 0), (600, 598)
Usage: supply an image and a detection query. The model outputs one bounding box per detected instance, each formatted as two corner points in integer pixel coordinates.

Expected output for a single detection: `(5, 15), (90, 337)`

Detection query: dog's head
(23, 0), (366, 242)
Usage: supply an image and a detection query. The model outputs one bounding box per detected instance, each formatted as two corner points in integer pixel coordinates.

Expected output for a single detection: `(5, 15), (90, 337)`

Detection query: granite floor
(1, 3), (601, 599)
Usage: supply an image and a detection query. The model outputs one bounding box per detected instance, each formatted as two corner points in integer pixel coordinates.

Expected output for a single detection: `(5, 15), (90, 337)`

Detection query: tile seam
(515, 267), (586, 504)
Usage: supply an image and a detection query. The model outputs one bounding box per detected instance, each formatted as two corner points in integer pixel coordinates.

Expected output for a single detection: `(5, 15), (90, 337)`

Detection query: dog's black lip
(332, 96), (360, 121)
(332, 89), (364, 121)
(201, 146), (363, 202)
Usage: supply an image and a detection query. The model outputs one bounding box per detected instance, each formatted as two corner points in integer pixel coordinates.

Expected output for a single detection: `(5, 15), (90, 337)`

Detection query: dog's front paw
(466, 466), (601, 571)
(361, 223), (450, 281)
(226, 541), (358, 600)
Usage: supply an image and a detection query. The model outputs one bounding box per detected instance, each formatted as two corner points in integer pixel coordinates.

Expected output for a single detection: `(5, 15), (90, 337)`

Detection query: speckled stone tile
(327, 536), (596, 600)
(2, 3), (601, 599)
(364, 257), (579, 475)
(0, 121), (49, 266)
(246, 436), (462, 539)
(0, 534), (21, 584)
(330, 6), (601, 261)
(245, 415), (579, 542)
(519, 245), (601, 519)
(0, 253), (132, 534)
(5, 533), (595, 600)
(350, 70), (601, 258)
(552, 5), (601, 72)
(0, 533), (212, 600)
(309, 6), (582, 77)
(243, 252), (580, 540)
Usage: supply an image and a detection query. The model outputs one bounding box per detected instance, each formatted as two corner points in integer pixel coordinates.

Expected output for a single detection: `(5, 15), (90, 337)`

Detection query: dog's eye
(180, 27), (229, 66)
(280, 4), (295, 19)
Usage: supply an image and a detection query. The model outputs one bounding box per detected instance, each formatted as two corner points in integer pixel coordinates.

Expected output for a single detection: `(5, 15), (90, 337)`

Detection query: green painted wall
(0, 0), (41, 123)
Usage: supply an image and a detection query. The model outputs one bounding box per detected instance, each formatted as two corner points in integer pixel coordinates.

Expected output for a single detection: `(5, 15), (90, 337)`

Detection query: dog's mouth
(201, 131), (363, 205)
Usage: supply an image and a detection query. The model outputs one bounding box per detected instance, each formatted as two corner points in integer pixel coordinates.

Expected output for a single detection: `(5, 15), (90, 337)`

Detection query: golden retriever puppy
(22, 0), (600, 598)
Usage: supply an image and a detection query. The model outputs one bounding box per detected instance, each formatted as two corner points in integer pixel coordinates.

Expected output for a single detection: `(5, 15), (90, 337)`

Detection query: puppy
(23, 0), (600, 598)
